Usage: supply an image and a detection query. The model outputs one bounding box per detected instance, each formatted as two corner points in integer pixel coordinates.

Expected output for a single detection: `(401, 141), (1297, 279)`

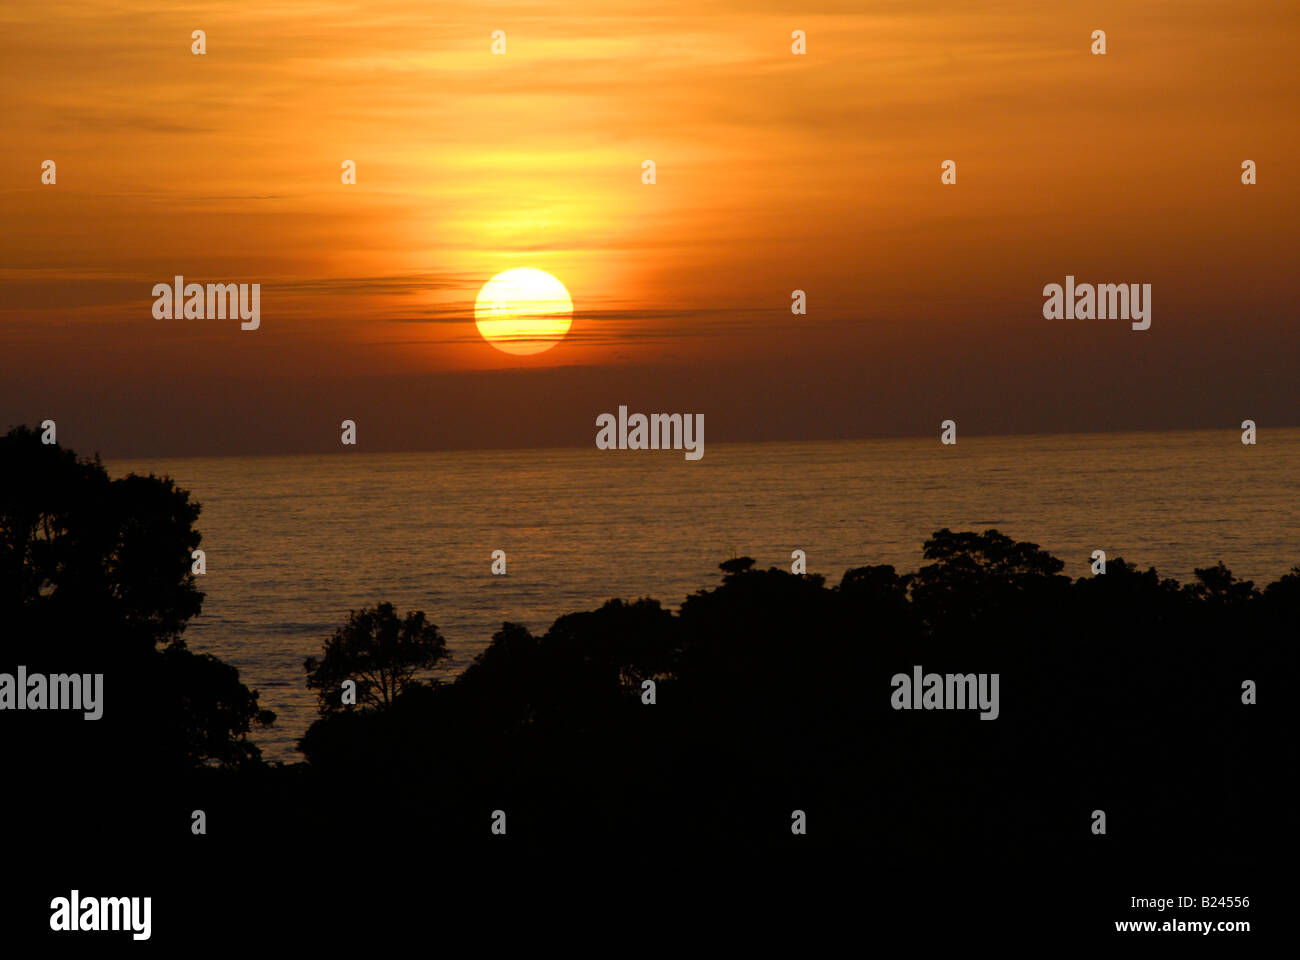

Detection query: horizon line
(98, 422), (1300, 465)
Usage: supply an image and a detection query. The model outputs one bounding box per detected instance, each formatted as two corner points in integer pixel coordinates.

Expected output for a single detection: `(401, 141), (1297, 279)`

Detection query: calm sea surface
(110, 430), (1300, 762)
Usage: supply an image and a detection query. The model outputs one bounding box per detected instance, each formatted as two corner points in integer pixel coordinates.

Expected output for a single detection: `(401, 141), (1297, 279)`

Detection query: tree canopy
(305, 602), (448, 714)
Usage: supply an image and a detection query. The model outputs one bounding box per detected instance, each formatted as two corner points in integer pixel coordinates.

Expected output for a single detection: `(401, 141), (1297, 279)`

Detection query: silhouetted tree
(0, 424), (204, 652)
(305, 602), (447, 714)
(718, 556), (755, 577)
(908, 527), (1068, 630)
(0, 424), (273, 772)
(1262, 566), (1300, 631)
(291, 525), (1288, 865)
(1184, 560), (1257, 607)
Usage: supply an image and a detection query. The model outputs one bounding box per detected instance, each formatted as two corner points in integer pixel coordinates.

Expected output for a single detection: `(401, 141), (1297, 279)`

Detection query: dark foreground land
(1, 426), (1288, 945)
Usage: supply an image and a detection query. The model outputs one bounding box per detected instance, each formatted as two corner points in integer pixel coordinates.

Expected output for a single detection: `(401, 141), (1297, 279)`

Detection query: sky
(1, 0), (1297, 456)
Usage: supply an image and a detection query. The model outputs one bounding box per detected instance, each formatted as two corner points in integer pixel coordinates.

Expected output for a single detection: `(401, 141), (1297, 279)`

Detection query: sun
(474, 268), (573, 355)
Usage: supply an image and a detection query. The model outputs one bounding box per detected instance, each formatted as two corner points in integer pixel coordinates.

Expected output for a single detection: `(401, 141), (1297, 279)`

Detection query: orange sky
(1, 0), (1297, 455)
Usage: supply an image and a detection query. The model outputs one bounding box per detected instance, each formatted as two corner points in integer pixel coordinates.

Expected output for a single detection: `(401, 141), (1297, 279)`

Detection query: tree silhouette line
(1, 426), (1285, 869)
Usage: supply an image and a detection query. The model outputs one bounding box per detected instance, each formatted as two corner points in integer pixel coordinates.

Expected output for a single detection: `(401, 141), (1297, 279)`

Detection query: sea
(109, 429), (1300, 763)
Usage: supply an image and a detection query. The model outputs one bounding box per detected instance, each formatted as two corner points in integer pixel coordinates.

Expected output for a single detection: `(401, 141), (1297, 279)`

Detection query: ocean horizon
(110, 426), (1300, 762)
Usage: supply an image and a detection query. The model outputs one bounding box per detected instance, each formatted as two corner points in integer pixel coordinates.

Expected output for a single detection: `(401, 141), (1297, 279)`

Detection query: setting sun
(473, 268), (573, 356)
